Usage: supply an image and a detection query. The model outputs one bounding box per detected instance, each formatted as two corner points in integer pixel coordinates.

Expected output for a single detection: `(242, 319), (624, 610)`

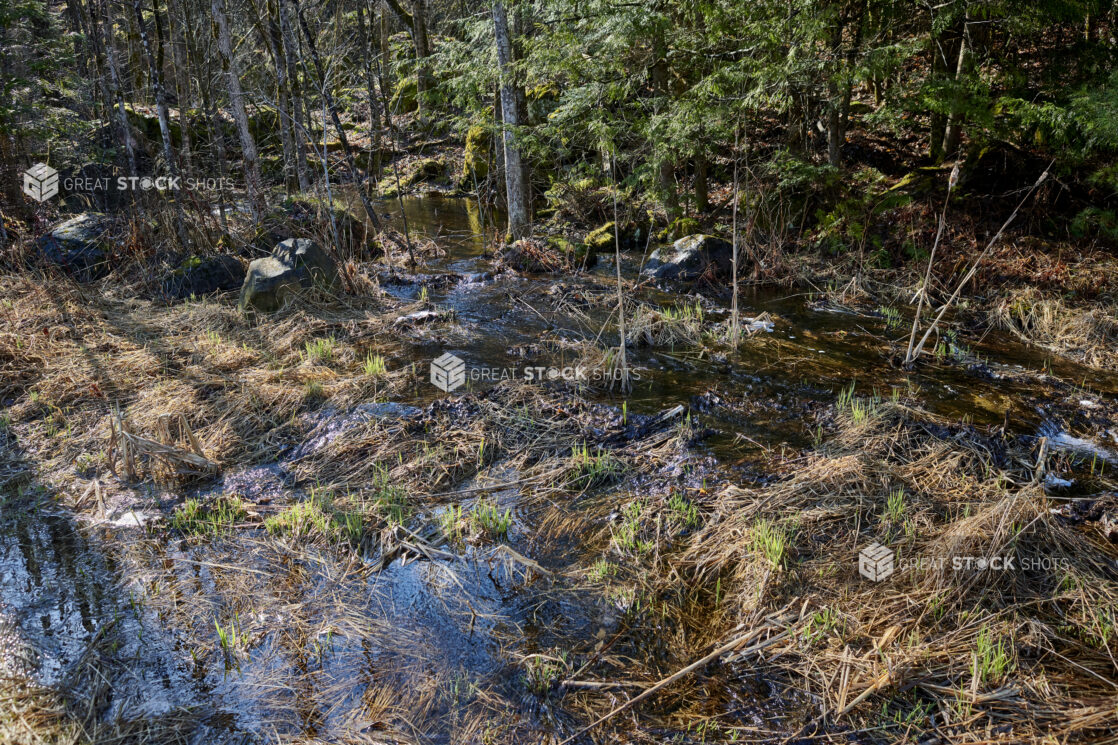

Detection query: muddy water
(3, 195), (1117, 743)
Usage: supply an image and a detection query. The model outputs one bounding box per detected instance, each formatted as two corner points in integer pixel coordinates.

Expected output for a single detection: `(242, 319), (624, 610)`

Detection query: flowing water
(3, 195), (1117, 743)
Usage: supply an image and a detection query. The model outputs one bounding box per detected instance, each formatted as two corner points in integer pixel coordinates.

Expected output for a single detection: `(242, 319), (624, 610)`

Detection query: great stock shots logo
(22, 163), (59, 202)
(858, 541), (895, 582)
(430, 352), (467, 393)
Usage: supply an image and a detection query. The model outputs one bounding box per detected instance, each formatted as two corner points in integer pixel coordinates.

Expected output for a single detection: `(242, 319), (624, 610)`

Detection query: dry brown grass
(659, 396), (1118, 743)
(990, 288), (1118, 371)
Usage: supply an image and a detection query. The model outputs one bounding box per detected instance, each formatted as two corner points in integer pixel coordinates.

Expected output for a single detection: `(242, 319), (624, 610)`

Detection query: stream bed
(3, 195), (1117, 744)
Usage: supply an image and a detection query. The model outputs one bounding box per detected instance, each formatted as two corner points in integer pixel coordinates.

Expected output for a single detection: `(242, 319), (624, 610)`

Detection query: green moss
(379, 158), (448, 196)
(658, 217), (700, 242)
(124, 104), (181, 144)
(390, 76), (419, 114)
(460, 125), (490, 187)
(171, 255), (204, 277)
(546, 235), (597, 268)
(584, 223), (616, 251)
(247, 106), (282, 148)
(405, 158), (447, 186)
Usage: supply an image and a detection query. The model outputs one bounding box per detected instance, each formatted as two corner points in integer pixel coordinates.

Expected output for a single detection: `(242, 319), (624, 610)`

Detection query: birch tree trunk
(276, 0), (310, 191)
(99, 0), (138, 185)
(213, 0), (267, 219)
(493, 0), (529, 240)
(132, 0), (188, 245)
(291, 0), (383, 231)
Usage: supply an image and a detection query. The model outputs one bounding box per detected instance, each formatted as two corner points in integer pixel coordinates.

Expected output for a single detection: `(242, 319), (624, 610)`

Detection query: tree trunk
(213, 0), (267, 219)
(492, 85), (505, 187)
(190, 26), (230, 234)
(291, 0), (383, 231)
(356, 0), (383, 180)
(83, 0), (114, 128)
(133, 0), (188, 244)
(97, 0), (138, 184)
(253, 0), (298, 192)
(378, 10), (393, 130)
(650, 42), (679, 221)
(168, 0), (194, 177)
(942, 12), (970, 157)
(929, 17), (962, 161)
(825, 16), (846, 167)
(694, 156), (709, 213)
(276, 0), (310, 191)
(493, 0), (529, 240)
(411, 0), (431, 113)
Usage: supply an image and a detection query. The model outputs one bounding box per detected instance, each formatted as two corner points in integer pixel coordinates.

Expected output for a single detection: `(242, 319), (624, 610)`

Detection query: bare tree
(247, 0), (298, 193)
(212, 0), (267, 219)
(99, 0), (138, 186)
(290, 0), (383, 233)
(275, 0), (310, 191)
(493, 0), (529, 240)
(132, 0), (188, 245)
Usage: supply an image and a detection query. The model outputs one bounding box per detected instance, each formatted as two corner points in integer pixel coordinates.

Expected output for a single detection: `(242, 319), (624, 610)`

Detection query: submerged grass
(3, 258), (1117, 745)
(665, 397), (1118, 743)
(170, 496), (247, 536)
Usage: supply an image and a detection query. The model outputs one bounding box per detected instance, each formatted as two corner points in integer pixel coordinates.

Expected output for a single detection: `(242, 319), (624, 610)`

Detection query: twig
(558, 625), (789, 744)
(907, 163), (1052, 365)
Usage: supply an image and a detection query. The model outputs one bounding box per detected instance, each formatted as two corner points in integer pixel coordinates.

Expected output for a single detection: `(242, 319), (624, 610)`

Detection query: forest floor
(3, 170), (1118, 743)
(3, 107), (1118, 743)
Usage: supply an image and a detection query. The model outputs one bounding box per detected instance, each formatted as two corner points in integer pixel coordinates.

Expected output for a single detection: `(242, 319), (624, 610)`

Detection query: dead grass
(990, 288), (1118, 371)
(653, 397), (1118, 743)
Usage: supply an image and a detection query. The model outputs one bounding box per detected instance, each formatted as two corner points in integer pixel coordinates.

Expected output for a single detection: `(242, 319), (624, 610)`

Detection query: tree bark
(493, 0), (529, 240)
(251, 0), (299, 192)
(189, 24), (230, 233)
(291, 0), (383, 231)
(276, 0), (310, 191)
(411, 0), (432, 113)
(356, 0), (383, 180)
(213, 0), (267, 219)
(132, 0), (188, 244)
(942, 11), (971, 157)
(168, 0), (194, 177)
(98, 0), (139, 184)
(694, 156), (709, 213)
(650, 41), (679, 221)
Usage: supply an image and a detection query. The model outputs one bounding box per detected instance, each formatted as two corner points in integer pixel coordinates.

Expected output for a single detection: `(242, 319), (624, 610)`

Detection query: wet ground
(3, 195), (1117, 743)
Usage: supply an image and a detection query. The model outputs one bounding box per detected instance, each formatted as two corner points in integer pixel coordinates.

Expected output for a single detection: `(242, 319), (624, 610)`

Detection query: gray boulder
(37, 212), (114, 281)
(163, 255), (245, 299)
(239, 238), (339, 312)
(642, 234), (733, 281)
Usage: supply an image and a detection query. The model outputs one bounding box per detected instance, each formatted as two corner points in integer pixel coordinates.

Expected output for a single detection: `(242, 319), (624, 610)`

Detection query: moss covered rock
(379, 158), (449, 197)
(658, 217), (701, 242)
(390, 76), (419, 114)
(249, 195), (377, 259)
(460, 125), (490, 187)
(162, 255), (245, 300)
(547, 235), (597, 269)
(643, 234), (733, 281)
(37, 212), (115, 281)
(247, 106), (282, 150)
(239, 238), (340, 312)
(584, 221), (648, 252)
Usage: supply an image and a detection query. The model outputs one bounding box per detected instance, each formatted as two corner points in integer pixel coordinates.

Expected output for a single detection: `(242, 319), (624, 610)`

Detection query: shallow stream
(3, 195), (1117, 743)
